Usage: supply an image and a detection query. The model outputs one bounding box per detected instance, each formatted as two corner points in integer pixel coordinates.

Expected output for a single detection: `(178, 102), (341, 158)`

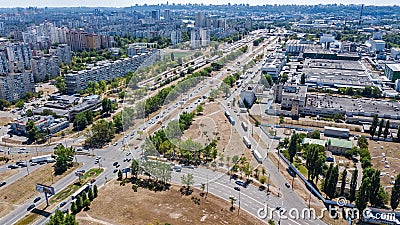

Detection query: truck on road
(252, 149), (262, 163)
(30, 154), (54, 163)
(241, 121), (248, 131)
(243, 136), (251, 148)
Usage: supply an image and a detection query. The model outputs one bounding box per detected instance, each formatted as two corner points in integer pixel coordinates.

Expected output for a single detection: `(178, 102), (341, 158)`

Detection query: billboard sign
(36, 183), (55, 195)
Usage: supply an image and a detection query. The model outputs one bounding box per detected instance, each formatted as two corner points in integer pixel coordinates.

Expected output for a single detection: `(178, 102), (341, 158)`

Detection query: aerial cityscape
(0, 2), (400, 225)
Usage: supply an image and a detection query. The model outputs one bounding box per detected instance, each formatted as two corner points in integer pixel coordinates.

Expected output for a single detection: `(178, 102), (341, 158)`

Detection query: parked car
(113, 169), (118, 173)
(113, 162), (118, 166)
(60, 201), (67, 207)
(235, 180), (245, 187)
(285, 183), (291, 188)
(0, 181), (6, 187)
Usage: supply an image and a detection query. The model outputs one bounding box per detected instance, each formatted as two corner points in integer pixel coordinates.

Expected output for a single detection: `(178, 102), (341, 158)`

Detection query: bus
(224, 110), (231, 118)
(241, 121), (248, 131)
(243, 136), (251, 148)
(228, 116), (235, 125)
(252, 149), (262, 163)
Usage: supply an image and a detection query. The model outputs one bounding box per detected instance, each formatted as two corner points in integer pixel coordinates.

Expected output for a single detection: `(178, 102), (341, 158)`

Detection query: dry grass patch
(0, 162), (80, 218)
(76, 181), (262, 225)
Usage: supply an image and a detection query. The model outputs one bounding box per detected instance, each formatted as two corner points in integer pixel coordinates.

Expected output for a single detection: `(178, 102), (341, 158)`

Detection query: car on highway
(113, 162), (118, 166)
(0, 181), (6, 187)
(234, 186), (241, 191)
(116, 164), (120, 168)
(113, 169), (118, 173)
(8, 164), (19, 169)
(34, 197), (41, 203)
(27, 204), (35, 211)
(235, 180), (245, 186)
(60, 201), (67, 207)
(285, 182), (291, 188)
(258, 186), (265, 191)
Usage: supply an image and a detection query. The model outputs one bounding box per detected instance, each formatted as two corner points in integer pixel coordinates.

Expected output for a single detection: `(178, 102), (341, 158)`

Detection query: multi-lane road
(1, 30), (325, 225)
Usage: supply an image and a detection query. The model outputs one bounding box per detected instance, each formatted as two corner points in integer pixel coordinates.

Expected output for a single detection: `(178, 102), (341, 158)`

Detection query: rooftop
(386, 63), (400, 72)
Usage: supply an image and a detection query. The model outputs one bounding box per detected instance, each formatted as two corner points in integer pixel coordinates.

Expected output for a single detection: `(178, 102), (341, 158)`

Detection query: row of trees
(47, 210), (78, 225)
(370, 115), (392, 139)
(70, 185), (98, 214)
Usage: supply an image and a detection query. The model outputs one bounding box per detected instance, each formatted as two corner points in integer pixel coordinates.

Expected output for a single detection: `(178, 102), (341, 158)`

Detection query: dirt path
(76, 212), (117, 225)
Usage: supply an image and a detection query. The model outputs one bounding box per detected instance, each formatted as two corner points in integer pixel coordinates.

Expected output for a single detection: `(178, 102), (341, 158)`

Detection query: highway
(1, 29), (324, 225)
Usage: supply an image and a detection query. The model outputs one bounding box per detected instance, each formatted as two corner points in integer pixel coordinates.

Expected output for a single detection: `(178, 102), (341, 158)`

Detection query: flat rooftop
(386, 63), (400, 72)
(305, 94), (400, 117)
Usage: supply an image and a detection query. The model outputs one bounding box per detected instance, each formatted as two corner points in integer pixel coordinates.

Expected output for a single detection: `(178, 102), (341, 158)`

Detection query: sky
(0, 0), (398, 8)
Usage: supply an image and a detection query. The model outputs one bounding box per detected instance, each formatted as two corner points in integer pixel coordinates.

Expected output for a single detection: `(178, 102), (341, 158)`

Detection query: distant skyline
(0, 0), (398, 8)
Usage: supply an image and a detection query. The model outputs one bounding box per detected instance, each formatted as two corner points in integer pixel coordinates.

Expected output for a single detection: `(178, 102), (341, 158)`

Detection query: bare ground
(76, 181), (263, 225)
(0, 163), (79, 218)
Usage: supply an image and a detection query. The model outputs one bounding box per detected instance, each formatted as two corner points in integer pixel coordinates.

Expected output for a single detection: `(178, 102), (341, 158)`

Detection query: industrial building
(323, 126), (350, 139)
(303, 59), (373, 89)
(302, 137), (353, 155)
(385, 63), (400, 81)
(261, 53), (286, 79)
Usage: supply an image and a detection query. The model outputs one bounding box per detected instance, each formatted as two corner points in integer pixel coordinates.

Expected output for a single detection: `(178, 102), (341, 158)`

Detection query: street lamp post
(238, 189), (241, 216)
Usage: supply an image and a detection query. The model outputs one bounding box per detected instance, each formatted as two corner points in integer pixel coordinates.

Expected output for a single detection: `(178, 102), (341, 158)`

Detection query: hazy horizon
(0, 0), (398, 8)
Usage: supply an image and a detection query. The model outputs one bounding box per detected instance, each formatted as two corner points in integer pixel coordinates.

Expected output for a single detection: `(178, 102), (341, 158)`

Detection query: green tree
(55, 76), (66, 94)
(26, 120), (40, 143)
(377, 119), (384, 138)
(88, 187), (94, 201)
(369, 169), (382, 207)
(229, 195), (236, 209)
(15, 99), (24, 108)
(356, 177), (370, 214)
(83, 199), (91, 210)
(383, 120), (390, 139)
(93, 184), (98, 198)
(70, 201), (77, 214)
(0, 99), (11, 110)
(326, 165), (339, 199)
(117, 169), (123, 181)
(349, 169), (358, 202)
(288, 133), (298, 163)
(75, 195), (83, 211)
(308, 130), (320, 139)
(370, 114), (379, 139)
(200, 183), (206, 194)
(47, 209), (78, 225)
(391, 174), (400, 210)
(340, 169), (347, 197)
(54, 145), (75, 174)
(85, 119), (115, 148)
(102, 98), (112, 115)
(25, 109), (34, 117)
(181, 173), (195, 192)
(324, 163), (334, 193)
(131, 159), (140, 179)
(113, 112), (123, 133)
(73, 112), (88, 131)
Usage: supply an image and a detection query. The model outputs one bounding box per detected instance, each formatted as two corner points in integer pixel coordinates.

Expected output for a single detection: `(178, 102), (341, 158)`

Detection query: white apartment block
(65, 51), (158, 94)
